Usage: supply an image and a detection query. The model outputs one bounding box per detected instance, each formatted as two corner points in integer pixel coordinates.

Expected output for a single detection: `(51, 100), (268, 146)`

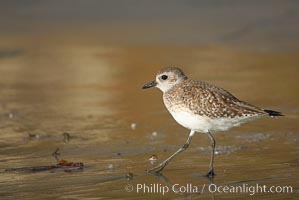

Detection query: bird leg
(147, 130), (195, 173)
(206, 131), (216, 177)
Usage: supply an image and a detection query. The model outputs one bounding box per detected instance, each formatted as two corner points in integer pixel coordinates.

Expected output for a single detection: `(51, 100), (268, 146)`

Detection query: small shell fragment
(149, 154), (158, 165)
(130, 123), (137, 130)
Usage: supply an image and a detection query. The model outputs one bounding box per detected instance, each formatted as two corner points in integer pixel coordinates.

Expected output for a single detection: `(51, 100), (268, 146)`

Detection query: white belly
(169, 111), (261, 133)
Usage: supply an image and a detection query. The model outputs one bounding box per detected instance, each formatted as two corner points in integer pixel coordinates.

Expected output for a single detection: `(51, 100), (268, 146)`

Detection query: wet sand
(0, 45), (298, 199)
(0, 1), (299, 199)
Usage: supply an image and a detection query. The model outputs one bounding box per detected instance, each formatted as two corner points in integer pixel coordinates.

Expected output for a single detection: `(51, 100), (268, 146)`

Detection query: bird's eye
(161, 75), (168, 80)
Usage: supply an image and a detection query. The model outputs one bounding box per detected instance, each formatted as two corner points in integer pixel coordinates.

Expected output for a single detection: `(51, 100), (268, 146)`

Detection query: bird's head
(142, 67), (188, 93)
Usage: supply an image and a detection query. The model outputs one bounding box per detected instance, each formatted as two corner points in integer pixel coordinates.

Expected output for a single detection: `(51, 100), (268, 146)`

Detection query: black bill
(142, 80), (157, 89)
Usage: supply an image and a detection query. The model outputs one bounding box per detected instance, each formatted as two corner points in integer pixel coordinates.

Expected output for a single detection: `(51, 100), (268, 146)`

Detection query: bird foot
(147, 162), (167, 173)
(206, 169), (215, 177)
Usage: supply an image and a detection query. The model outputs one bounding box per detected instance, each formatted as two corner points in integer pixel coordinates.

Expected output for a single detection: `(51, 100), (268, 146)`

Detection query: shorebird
(142, 67), (282, 176)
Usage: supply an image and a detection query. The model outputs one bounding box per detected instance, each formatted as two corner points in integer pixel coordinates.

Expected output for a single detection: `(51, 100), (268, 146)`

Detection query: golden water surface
(0, 1), (298, 199)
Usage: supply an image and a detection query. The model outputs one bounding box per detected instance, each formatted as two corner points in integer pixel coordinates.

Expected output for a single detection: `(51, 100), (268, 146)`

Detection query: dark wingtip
(263, 109), (284, 117)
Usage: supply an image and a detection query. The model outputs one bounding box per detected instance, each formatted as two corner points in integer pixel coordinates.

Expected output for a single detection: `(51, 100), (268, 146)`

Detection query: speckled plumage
(145, 67), (282, 133)
(163, 79), (265, 119)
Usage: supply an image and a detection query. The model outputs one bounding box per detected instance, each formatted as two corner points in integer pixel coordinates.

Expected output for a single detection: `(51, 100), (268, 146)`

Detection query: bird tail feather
(263, 109), (284, 117)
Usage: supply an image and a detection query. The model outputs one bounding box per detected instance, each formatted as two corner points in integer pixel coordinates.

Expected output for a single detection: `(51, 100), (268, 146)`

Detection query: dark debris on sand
(4, 148), (84, 173)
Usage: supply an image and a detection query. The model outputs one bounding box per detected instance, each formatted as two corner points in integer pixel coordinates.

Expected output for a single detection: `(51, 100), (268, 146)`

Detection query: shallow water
(0, 1), (299, 199)
(0, 45), (298, 199)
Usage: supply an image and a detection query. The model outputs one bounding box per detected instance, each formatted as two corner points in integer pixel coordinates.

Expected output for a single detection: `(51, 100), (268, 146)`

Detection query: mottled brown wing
(180, 80), (265, 118)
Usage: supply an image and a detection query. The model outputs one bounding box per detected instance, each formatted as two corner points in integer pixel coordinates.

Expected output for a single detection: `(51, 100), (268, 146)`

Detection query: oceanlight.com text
(124, 183), (293, 196)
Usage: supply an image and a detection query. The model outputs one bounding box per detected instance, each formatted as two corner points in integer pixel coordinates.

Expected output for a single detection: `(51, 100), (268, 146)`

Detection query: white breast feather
(169, 111), (261, 133)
